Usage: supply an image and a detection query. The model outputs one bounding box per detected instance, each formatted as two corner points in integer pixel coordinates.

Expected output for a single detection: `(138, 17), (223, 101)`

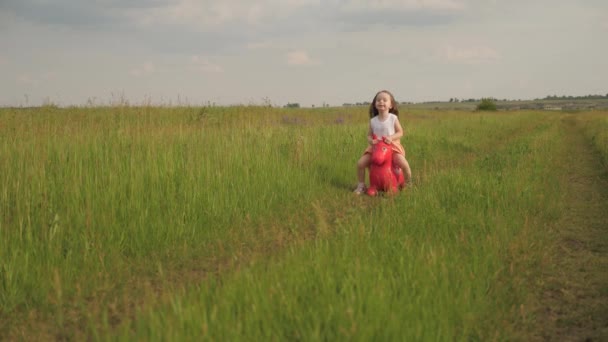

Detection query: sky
(1, 0), (607, 107)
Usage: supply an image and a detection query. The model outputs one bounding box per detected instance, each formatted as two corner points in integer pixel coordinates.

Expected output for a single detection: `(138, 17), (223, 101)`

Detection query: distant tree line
(285, 102), (332, 108)
(342, 102), (371, 107)
(339, 93), (608, 108)
(448, 98), (514, 103)
(541, 94), (608, 100)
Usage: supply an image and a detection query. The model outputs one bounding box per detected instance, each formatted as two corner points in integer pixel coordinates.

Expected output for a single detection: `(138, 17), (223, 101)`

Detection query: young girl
(354, 90), (412, 194)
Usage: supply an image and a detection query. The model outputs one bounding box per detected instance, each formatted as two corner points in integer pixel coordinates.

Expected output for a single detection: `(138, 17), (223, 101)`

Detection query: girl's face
(374, 92), (393, 114)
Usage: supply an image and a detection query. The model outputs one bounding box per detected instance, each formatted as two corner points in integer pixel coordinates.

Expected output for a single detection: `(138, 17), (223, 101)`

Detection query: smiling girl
(354, 90), (412, 194)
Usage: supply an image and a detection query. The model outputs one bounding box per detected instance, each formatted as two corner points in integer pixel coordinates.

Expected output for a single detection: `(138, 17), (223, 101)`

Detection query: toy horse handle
(371, 134), (387, 143)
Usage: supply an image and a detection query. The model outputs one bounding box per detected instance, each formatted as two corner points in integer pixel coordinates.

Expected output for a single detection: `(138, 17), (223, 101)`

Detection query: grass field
(1, 106), (606, 340)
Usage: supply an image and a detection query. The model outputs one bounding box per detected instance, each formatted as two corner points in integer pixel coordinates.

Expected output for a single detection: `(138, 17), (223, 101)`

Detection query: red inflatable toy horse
(367, 135), (405, 196)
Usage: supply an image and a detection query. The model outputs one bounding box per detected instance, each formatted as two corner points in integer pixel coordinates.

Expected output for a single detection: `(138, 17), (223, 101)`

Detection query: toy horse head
(370, 135), (393, 166)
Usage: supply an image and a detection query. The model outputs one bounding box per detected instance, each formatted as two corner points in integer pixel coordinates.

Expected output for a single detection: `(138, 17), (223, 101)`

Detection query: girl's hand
(383, 136), (392, 144)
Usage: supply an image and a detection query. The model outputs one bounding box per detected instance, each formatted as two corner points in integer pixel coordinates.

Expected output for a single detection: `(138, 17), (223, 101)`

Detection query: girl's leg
(357, 153), (371, 183)
(355, 154), (371, 193)
(393, 154), (412, 183)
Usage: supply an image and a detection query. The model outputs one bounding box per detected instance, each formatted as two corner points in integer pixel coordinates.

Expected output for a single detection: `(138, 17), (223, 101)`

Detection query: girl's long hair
(369, 90), (399, 118)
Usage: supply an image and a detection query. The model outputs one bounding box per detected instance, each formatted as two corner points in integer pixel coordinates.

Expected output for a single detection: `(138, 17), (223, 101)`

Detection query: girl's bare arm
(387, 117), (404, 142)
(367, 124), (376, 145)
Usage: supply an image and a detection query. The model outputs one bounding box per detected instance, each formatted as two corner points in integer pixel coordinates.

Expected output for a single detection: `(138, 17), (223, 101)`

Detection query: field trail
(531, 116), (608, 341)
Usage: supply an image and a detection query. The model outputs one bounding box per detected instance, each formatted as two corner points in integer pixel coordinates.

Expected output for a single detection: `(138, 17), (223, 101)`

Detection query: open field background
(399, 98), (608, 111)
(1, 106), (606, 340)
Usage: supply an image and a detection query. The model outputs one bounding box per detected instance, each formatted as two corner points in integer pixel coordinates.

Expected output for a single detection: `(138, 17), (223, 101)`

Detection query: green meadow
(1, 106), (607, 340)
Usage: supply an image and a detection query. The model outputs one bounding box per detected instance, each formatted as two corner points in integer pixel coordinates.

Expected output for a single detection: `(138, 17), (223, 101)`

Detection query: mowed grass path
(527, 114), (608, 341)
(0, 107), (606, 340)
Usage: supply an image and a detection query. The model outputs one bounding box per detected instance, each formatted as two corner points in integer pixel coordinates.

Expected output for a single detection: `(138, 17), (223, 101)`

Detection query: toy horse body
(367, 135), (405, 196)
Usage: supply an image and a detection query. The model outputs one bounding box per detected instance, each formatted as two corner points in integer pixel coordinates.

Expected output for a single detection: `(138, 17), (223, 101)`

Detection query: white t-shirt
(370, 114), (397, 138)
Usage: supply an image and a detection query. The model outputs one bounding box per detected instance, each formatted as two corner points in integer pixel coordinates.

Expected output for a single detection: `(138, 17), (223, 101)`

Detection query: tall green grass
(113, 111), (565, 341)
(577, 112), (608, 168)
(0, 106), (600, 340)
(0, 106), (362, 317)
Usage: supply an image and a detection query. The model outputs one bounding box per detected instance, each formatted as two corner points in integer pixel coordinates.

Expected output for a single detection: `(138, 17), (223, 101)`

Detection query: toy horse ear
(372, 134), (377, 139)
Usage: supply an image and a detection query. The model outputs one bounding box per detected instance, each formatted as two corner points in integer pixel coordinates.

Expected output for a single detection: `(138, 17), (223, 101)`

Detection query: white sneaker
(353, 183), (366, 195)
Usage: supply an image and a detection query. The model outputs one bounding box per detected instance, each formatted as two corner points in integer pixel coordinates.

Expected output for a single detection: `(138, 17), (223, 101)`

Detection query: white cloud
(16, 71), (56, 86)
(191, 56), (224, 73)
(246, 41), (274, 50)
(17, 74), (40, 86)
(286, 50), (319, 66)
(130, 62), (156, 76)
(135, 0), (320, 30)
(599, 14), (608, 31)
(168, 1), (235, 27)
(131, 0), (462, 32)
(439, 45), (499, 64)
(381, 46), (403, 56)
(340, 0), (465, 12)
(517, 78), (530, 90)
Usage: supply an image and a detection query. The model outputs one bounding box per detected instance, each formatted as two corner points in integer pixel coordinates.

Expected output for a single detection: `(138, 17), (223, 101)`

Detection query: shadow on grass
(329, 177), (355, 191)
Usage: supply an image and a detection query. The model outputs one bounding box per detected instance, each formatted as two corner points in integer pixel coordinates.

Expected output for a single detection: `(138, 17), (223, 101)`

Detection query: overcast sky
(1, 0), (606, 107)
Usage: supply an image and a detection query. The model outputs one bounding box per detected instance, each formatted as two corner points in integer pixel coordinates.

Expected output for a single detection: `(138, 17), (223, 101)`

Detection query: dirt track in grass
(528, 115), (608, 341)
